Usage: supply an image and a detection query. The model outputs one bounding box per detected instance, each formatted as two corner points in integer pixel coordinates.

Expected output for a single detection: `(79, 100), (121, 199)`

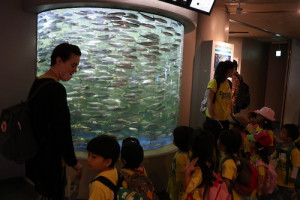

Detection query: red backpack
(222, 155), (258, 196)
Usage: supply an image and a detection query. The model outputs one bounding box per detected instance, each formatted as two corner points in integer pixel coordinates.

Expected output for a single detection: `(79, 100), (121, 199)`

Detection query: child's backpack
(203, 172), (232, 200)
(222, 155), (258, 196)
(256, 160), (277, 194)
(276, 143), (300, 186)
(233, 75), (250, 111)
(0, 81), (53, 164)
(200, 79), (232, 113)
(120, 169), (158, 200)
(92, 175), (145, 200)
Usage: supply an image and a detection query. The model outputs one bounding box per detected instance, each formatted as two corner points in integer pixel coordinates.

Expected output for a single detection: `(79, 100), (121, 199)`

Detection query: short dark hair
(50, 42), (81, 66)
(203, 119), (222, 145)
(87, 135), (120, 168)
(218, 129), (242, 155)
(233, 60), (238, 70)
(189, 128), (215, 187)
(214, 60), (234, 82)
(121, 138), (144, 169)
(122, 137), (140, 146)
(173, 126), (194, 152)
(283, 124), (299, 141)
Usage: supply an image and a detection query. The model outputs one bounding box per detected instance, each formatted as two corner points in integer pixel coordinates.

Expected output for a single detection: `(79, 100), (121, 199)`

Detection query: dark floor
(0, 177), (39, 200)
(0, 176), (170, 200)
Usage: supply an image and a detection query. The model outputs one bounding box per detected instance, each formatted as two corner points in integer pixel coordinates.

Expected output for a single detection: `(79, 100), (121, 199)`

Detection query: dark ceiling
(215, 0), (300, 43)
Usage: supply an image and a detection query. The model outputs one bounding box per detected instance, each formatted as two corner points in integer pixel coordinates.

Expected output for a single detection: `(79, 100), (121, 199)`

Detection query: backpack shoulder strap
(277, 144), (297, 185)
(286, 145), (297, 158)
(221, 154), (235, 166)
(92, 176), (118, 200)
(27, 79), (55, 102)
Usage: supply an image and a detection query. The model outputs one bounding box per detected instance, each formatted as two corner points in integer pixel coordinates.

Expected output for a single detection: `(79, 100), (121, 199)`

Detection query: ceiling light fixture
(236, 2), (243, 14)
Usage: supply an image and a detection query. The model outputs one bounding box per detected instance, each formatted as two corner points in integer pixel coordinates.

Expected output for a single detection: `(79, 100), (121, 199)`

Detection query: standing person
(273, 124), (300, 200)
(25, 43), (82, 200)
(120, 137), (158, 200)
(218, 130), (243, 200)
(247, 132), (277, 199)
(181, 129), (216, 200)
(167, 126), (194, 200)
(228, 113), (250, 160)
(205, 60), (235, 130)
(87, 135), (120, 200)
(253, 107), (277, 154)
(231, 60), (242, 114)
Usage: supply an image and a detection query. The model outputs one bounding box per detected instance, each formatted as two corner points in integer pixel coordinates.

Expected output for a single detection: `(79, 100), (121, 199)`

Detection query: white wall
(283, 40), (300, 126)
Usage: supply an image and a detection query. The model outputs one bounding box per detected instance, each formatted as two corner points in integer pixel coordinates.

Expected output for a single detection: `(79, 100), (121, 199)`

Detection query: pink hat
(254, 107), (275, 121)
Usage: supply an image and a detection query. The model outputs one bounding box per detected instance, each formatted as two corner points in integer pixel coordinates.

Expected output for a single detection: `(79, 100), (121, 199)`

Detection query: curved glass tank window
(37, 8), (184, 150)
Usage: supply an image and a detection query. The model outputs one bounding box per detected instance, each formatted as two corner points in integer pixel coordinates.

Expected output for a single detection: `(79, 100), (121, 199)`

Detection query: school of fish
(37, 7), (184, 150)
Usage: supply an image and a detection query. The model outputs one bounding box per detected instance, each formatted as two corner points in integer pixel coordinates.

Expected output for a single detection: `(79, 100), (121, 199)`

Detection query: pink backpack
(256, 160), (277, 194)
(203, 172), (231, 200)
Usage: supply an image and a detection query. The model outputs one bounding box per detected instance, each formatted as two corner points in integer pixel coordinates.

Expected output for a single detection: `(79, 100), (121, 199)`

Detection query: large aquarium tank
(37, 7), (184, 151)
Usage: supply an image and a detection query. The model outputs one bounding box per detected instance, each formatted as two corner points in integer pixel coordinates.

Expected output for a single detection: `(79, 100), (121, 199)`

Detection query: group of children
(167, 106), (300, 200)
(85, 106), (300, 200)
(87, 135), (158, 200)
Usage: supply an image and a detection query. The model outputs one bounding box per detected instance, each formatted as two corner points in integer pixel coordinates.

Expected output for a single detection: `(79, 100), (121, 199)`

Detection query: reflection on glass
(37, 8), (184, 150)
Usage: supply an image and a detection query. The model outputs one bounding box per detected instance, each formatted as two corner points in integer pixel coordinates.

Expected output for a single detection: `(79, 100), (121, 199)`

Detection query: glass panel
(37, 8), (184, 150)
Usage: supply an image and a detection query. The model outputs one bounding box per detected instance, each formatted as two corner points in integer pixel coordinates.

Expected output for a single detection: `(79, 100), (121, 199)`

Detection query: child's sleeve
(222, 159), (236, 181)
(176, 154), (189, 183)
(291, 148), (300, 167)
(290, 148), (300, 178)
(185, 169), (202, 194)
(207, 79), (217, 92)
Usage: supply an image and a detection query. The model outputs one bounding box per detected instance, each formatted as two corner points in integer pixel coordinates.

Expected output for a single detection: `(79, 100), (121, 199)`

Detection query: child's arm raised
(183, 158), (199, 191)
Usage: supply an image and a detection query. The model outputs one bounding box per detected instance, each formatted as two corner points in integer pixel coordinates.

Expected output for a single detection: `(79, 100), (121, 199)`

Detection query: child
(247, 131), (276, 199)
(228, 113), (250, 159)
(246, 111), (258, 135)
(87, 134), (120, 200)
(182, 128), (216, 200)
(253, 107), (276, 149)
(120, 137), (158, 200)
(273, 124), (300, 200)
(167, 126), (194, 200)
(203, 119), (222, 171)
(218, 129), (243, 200)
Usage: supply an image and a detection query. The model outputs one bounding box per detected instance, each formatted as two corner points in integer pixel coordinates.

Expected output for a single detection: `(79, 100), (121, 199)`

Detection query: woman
(25, 43), (82, 200)
(205, 60), (234, 129)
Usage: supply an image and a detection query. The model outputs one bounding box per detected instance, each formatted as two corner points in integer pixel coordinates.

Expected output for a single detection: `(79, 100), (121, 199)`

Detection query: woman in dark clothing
(25, 43), (82, 200)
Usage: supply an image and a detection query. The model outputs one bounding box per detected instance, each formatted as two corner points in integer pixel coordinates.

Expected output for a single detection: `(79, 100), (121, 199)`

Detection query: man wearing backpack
(25, 43), (82, 200)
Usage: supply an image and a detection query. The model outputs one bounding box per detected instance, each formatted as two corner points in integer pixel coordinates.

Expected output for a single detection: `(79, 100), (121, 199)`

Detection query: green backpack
(92, 175), (145, 200)
(276, 143), (300, 187)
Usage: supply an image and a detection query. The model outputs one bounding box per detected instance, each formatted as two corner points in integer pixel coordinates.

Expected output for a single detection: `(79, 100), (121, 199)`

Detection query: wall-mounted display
(37, 8), (184, 151)
(159, 0), (216, 15)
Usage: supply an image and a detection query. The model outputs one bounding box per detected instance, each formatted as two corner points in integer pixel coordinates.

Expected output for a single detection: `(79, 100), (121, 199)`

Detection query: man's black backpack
(233, 75), (250, 111)
(0, 81), (52, 164)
